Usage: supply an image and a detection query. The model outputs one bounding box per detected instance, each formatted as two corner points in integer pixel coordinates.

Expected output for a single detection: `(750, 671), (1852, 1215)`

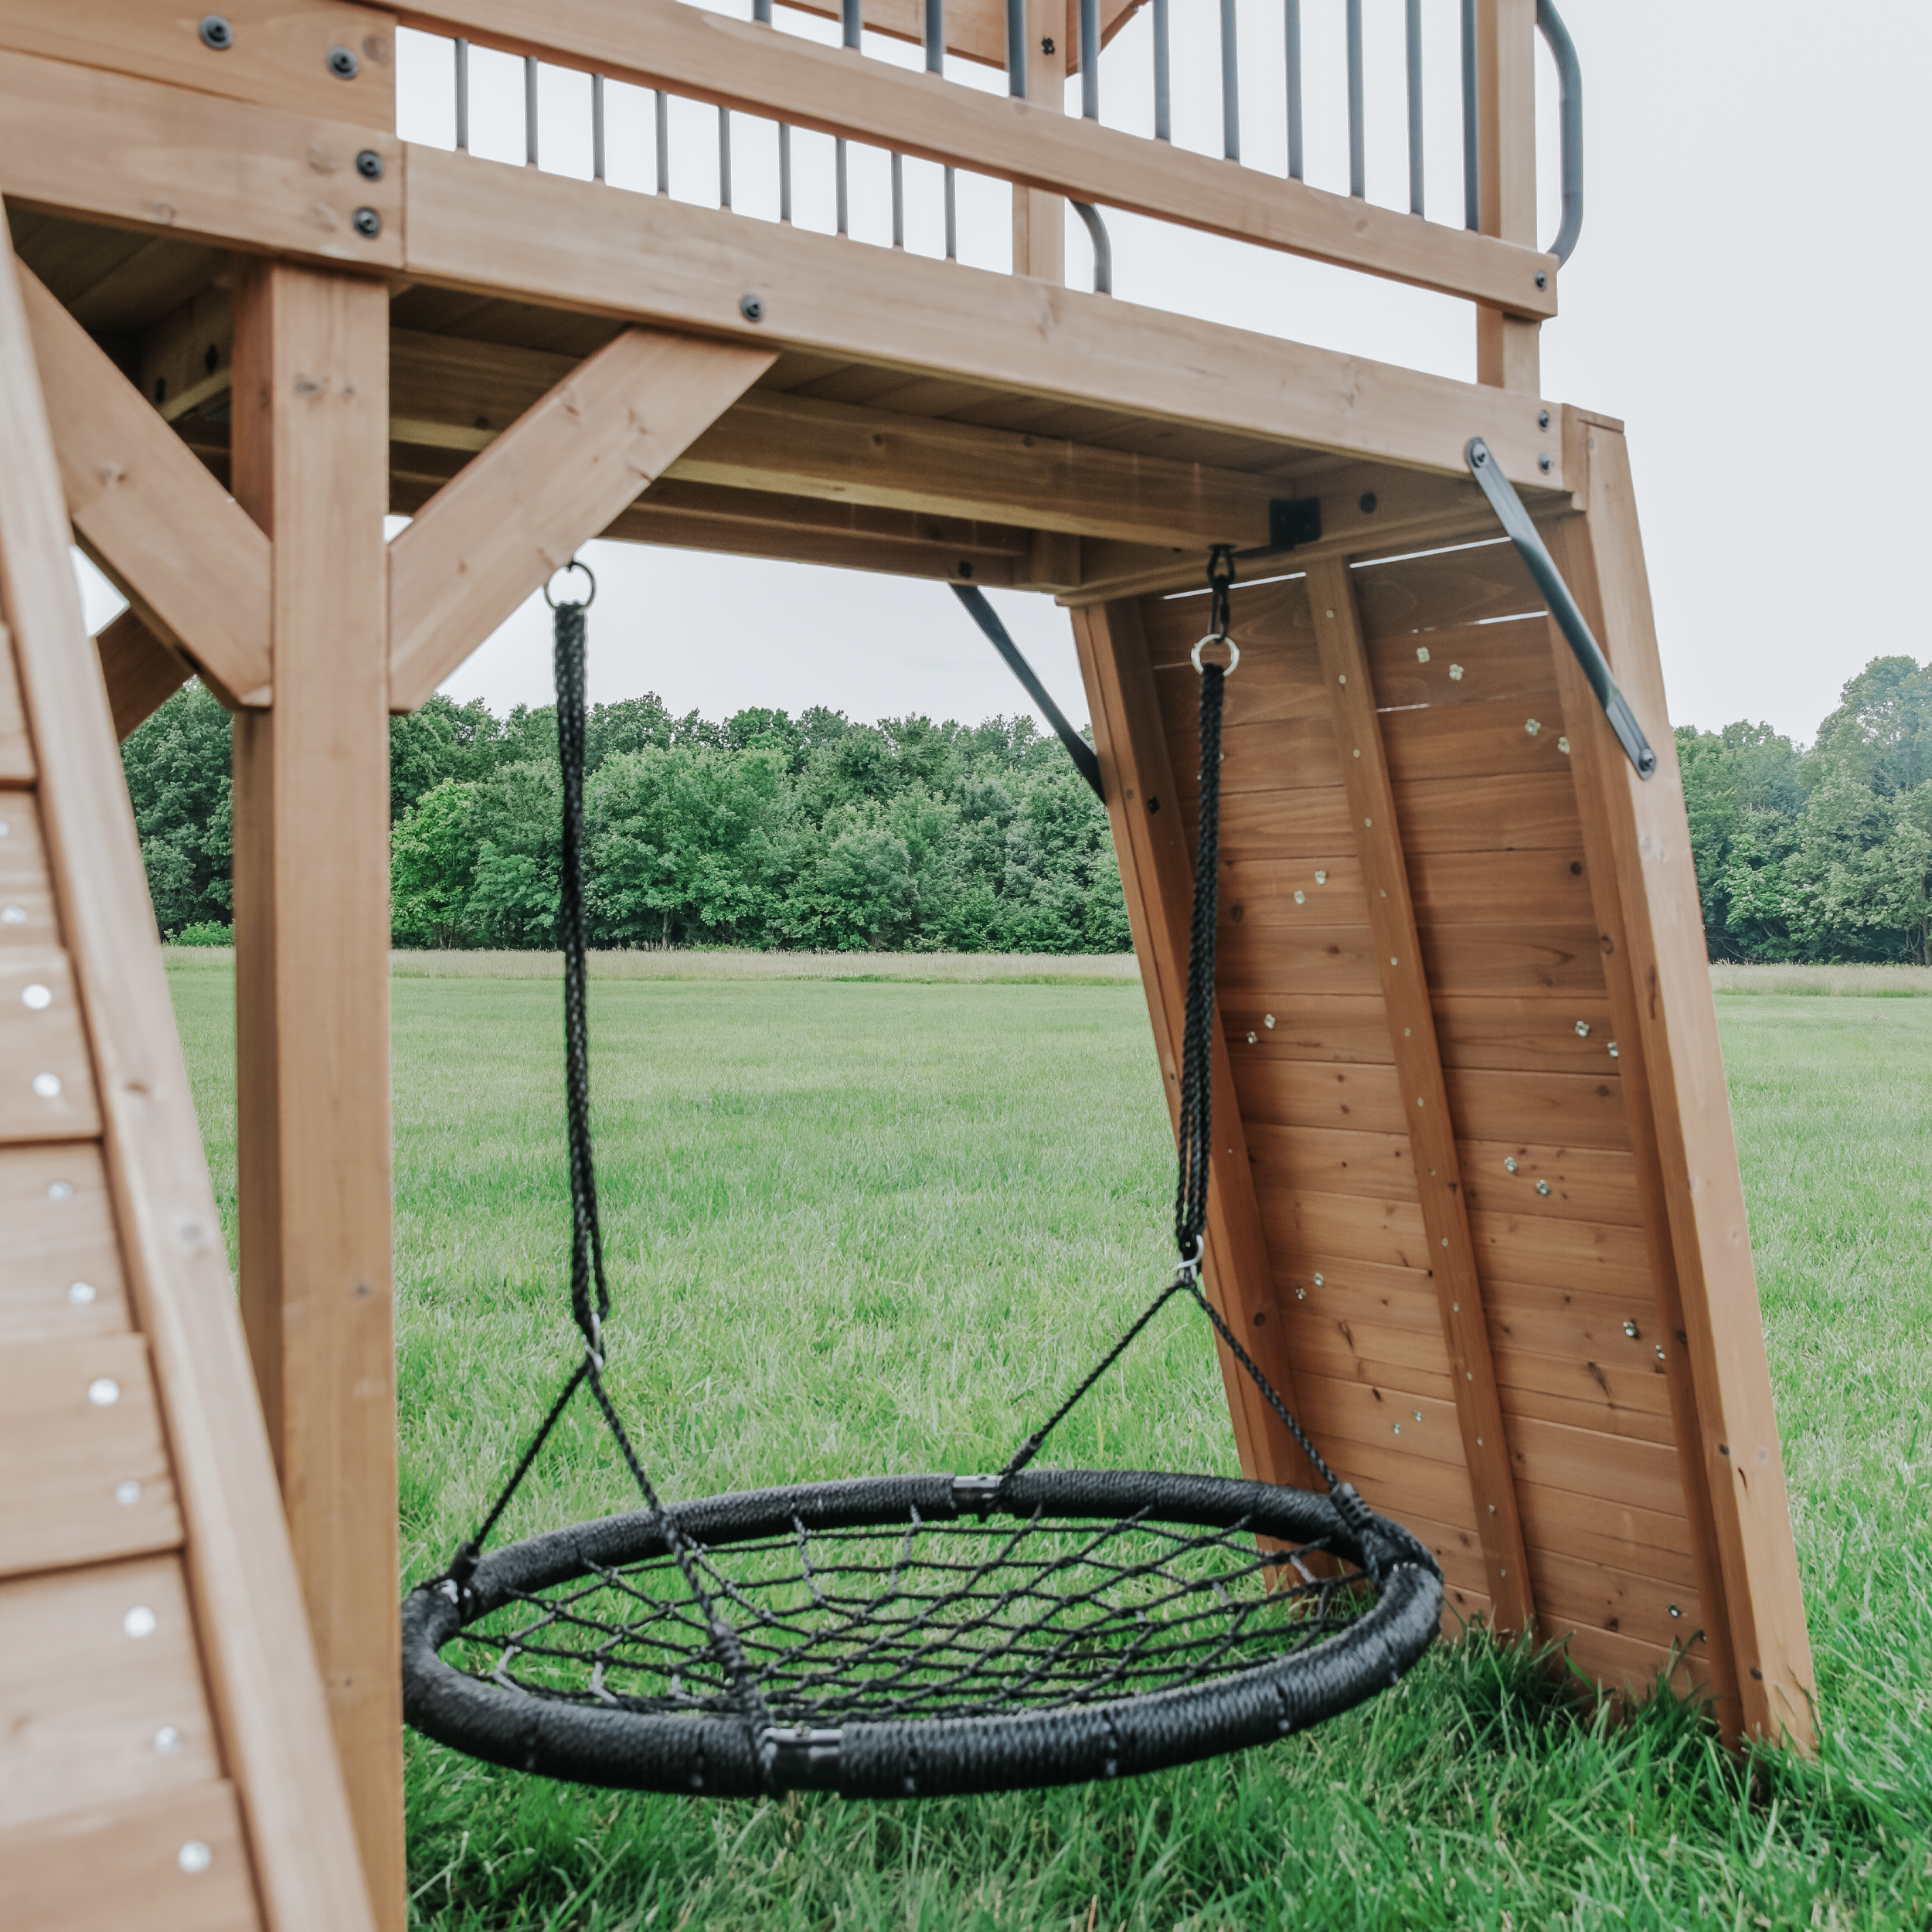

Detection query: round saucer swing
(400, 552), (1444, 1800)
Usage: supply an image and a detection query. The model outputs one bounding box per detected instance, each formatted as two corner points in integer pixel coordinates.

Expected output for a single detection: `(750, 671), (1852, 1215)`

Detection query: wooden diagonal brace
(1305, 555), (1536, 1634)
(19, 263), (273, 708)
(94, 608), (192, 740)
(386, 328), (774, 713)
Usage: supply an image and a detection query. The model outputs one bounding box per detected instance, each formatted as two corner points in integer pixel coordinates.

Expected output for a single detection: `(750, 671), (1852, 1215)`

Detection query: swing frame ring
(1191, 633), (1240, 675)
(543, 560), (598, 610)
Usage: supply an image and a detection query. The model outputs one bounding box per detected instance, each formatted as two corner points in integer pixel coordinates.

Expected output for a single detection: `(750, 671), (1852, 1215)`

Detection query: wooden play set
(0, 0), (1813, 1924)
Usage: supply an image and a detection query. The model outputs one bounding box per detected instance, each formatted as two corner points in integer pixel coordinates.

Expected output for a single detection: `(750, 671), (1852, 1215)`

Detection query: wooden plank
(1380, 697), (1577, 787)
(1483, 1274), (1670, 1364)
(1009, 0), (1063, 283)
(1515, 1480), (1699, 1580)
(396, 0), (1560, 321)
(1248, 1121), (1417, 1202)
(1307, 554), (1532, 1631)
(96, 608), (194, 740)
(1410, 849), (1596, 926)
(0, 944), (100, 1141)
(0, 50), (402, 269)
(19, 264), (273, 706)
(1366, 614), (1558, 711)
(1492, 1357), (1675, 1447)
(0, 625), (29, 781)
(1235, 1057), (1413, 1138)
(0, 1779), (261, 1932)
(401, 144), (1567, 488)
(227, 260), (399, 1923)
(0, 1139), (130, 1342)
(1560, 1624), (1706, 1704)
(1547, 431), (1811, 1746)
(0, 786), (56, 939)
(1458, 1138), (1643, 1226)
(0, 0), (396, 121)
(1508, 1413), (1688, 1521)
(0, 1330), (182, 1577)
(1475, 0), (1543, 392)
(0, 1554), (218, 1829)
(1447, 1065), (1630, 1150)
(780, 0), (1143, 74)
(1070, 597), (1322, 1496)
(1434, 994), (1621, 1074)
(0, 219), (379, 1930)
(1219, 994), (1394, 1067)
(1393, 770), (1582, 851)
(1348, 540), (1543, 638)
(387, 328), (772, 711)
(1468, 1204), (1652, 1298)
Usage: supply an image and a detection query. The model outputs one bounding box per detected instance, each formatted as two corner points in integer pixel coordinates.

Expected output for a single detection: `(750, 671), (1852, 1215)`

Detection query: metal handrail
(1536, 0), (1584, 264)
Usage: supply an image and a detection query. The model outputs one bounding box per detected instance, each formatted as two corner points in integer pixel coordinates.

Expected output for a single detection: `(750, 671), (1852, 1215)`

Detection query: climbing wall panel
(0, 221), (374, 1932)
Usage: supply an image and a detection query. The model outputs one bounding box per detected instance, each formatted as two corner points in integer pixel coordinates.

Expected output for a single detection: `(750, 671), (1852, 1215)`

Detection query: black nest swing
(400, 552), (1443, 1800)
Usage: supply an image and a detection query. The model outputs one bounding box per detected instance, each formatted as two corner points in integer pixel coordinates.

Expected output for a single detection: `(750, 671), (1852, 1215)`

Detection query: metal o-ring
(543, 561), (597, 610)
(1191, 633), (1240, 675)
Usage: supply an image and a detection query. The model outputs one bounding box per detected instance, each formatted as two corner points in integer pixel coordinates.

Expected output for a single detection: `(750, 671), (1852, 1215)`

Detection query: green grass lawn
(164, 959), (1932, 1931)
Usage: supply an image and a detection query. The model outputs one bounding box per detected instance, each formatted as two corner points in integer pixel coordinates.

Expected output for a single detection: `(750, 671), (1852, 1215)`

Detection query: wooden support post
(94, 608), (191, 740)
(1542, 432), (1815, 1749)
(1012, 0), (1066, 282)
(1475, 0), (1540, 392)
(1304, 556), (1535, 1632)
(228, 261), (404, 1921)
(1071, 597), (1320, 1496)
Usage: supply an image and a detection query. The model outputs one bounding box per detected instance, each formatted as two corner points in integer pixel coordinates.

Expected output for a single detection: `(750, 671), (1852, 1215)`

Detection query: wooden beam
(0, 211), (375, 1932)
(1011, 0), (1065, 284)
(1475, 0), (1540, 391)
(1304, 555), (1536, 1633)
(402, 146), (1568, 492)
(396, 0), (1555, 316)
(387, 327), (772, 712)
(94, 608), (191, 739)
(1070, 597), (1321, 1498)
(228, 260), (403, 1922)
(777, 0), (1145, 75)
(19, 264), (272, 706)
(1542, 433), (1815, 1749)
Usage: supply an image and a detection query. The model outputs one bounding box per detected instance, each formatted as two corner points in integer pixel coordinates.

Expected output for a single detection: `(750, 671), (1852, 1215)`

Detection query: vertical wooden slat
(1011, 0), (1066, 282)
(228, 261), (404, 1921)
(94, 608), (191, 741)
(1541, 431), (1815, 1748)
(1304, 556), (1535, 1631)
(1071, 597), (1321, 1496)
(1475, 0), (1540, 392)
(0, 213), (374, 1931)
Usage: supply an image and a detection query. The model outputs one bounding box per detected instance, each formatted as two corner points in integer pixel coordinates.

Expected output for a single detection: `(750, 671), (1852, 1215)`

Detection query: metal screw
(1576, 1021), (1591, 1037)
(90, 1377), (121, 1406)
(1312, 1274), (1324, 1287)
(179, 1841), (213, 1875)
(154, 1724), (182, 1753)
(1294, 889), (1304, 904)
(199, 15), (233, 49)
(1656, 1344), (1667, 1361)
(1557, 735), (1571, 755)
(22, 982), (51, 1009)
(1526, 718), (1542, 736)
(1535, 270), (1548, 289)
(1538, 410), (1551, 430)
(740, 293), (765, 322)
(32, 1072), (62, 1097)
(1448, 664), (1464, 682)
(49, 1180), (73, 1200)
(67, 1281), (96, 1306)
(1393, 1424), (1401, 1434)
(1416, 646), (1430, 663)
(1505, 1156), (1518, 1173)
(124, 1605), (158, 1638)
(2, 904), (25, 924)
(1607, 1041), (1619, 1058)
(355, 149), (386, 181)
(352, 207), (383, 238)
(1264, 1014), (1275, 1029)
(1247, 1031), (1257, 1044)
(328, 44), (359, 77)
(1314, 870), (1327, 885)
(1623, 1320), (1638, 1338)
(1668, 1604), (1682, 1618)
(1538, 453), (1553, 474)
(1413, 1410), (1423, 1422)
(117, 1480), (142, 1505)
(1359, 492), (1378, 513)
(1536, 1179), (1551, 1196)
(1294, 1286), (1305, 1299)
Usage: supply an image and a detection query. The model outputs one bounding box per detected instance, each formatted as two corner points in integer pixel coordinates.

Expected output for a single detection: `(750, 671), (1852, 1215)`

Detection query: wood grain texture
(0, 1329), (182, 1577)
(227, 259), (399, 1923)
(0, 1138), (129, 1342)
(1475, 0), (1542, 392)
(1547, 432), (1810, 1747)
(0, 785), (56, 939)
(0, 1778), (261, 1932)
(95, 608), (195, 738)
(0, 944), (100, 1141)
(19, 263), (273, 705)
(0, 221), (378, 1929)
(0, 624), (29, 781)
(388, 328), (771, 711)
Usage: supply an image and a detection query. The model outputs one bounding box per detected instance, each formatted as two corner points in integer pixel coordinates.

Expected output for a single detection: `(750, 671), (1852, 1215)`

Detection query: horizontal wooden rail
(395, 0), (1557, 318)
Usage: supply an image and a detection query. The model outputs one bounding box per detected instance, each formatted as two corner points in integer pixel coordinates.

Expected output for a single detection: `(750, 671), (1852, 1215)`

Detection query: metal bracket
(950, 584), (1104, 800)
(1266, 497), (1322, 553)
(951, 1473), (1004, 1513)
(1463, 438), (1656, 779)
(759, 1726), (843, 1792)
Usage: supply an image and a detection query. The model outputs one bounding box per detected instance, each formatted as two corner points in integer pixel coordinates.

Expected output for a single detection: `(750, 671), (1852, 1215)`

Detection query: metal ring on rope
(1190, 634), (1240, 675)
(543, 560), (598, 610)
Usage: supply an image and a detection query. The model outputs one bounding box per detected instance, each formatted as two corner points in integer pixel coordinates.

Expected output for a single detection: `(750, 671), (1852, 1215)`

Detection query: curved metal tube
(1536, 0), (1583, 264)
(1070, 200), (1113, 295)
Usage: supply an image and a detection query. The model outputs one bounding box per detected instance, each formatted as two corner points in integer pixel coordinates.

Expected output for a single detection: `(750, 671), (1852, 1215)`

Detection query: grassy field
(163, 957), (1932, 1930)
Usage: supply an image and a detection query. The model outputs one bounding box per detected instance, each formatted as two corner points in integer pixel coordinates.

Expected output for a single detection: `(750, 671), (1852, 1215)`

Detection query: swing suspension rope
(401, 551), (1442, 1801)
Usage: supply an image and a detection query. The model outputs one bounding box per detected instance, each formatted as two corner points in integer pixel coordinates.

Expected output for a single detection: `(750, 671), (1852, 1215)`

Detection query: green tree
(466, 761), (563, 947)
(391, 779), (481, 947)
(1675, 720), (1804, 954)
(1809, 655), (1932, 798)
(119, 681), (233, 937)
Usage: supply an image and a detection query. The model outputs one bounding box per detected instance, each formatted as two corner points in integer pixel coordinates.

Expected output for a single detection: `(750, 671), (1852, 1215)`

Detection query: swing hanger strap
(1191, 543), (1239, 675)
(543, 559), (598, 610)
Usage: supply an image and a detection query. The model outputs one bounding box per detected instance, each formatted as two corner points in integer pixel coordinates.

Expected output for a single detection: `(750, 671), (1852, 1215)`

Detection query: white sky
(77, 1), (1930, 746)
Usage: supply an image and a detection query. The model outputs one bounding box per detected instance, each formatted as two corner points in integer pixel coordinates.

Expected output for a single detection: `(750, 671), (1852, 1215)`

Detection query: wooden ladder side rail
(227, 259), (405, 1928)
(1541, 432), (1816, 1751)
(1071, 597), (1321, 1498)
(1304, 556), (1536, 1634)
(387, 328), (774, 713)
(0, 216), (376, 1932)
(17, 261), (273, 708)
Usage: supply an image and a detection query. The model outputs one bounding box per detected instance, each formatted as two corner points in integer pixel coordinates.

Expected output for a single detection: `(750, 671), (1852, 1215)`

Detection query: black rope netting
(400, 553), (1442, 1799)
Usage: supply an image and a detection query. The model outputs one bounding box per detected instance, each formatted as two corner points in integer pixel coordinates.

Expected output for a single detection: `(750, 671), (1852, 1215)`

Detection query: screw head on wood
(124, 1605), (158, 1638)
(198, 15), (233, 49)
(89, 1377), (121, 1406)
(328, 44), (359, 77)
(117, 1480), (142, 1505)
(32, 1072), (62, 1097)
(1448, 664), (1464, 681)
(68, 1281), (96, 1305)
(1624, 1319), (1639, 1338)
(48, 1179), (73, 1199)
(1536, 1180), (1551, 1196)
(1535, 270), (1548, 289)
(153, 1724), (181, 1753)
(1505, 1157), (1518, 1173)
(179, 1841), (213, 1874)
(22, 982), (51, 1009)
(1538, 453), (1553, 474)
(1, 904), (25, 924)
(1359, 492), (1378, 513)
(740, 293), (766, 322)
(356, 148), (385, 181)
(352, 206), (382, 238)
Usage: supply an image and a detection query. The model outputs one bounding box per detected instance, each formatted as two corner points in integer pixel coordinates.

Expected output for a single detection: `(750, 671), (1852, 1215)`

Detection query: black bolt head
(1359, 491), (1378, 515)
(352, 206), (383, 239)
(328, 44), (359, 78)
(1041, 35), (1055, 53)
(1538, 409), (1551, 430)
(1535, 269), (1548, 289)
(356, 149), (385, 181)
(199, 14), (233, 49)
(738, 292), (765, 323)
(1538, 452), (1553, 473)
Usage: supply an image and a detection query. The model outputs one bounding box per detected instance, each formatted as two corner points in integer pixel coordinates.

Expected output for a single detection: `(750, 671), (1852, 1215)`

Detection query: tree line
(121, 684), (1132, 954)
(121, 652), (1932, 963)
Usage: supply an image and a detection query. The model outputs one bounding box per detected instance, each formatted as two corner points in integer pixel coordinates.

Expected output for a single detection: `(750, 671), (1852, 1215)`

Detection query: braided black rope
(403, 546), (1440, 1798)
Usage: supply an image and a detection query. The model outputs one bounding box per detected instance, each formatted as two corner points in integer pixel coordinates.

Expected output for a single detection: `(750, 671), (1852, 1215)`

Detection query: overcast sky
(81, 2), (1928, 746)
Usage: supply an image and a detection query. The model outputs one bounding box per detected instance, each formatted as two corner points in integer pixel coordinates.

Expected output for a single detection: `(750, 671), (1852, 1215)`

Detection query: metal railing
(438, 0), (1583, 296)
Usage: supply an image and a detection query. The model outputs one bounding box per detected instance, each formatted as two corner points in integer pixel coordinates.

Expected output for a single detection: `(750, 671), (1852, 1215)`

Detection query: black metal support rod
(1219, 0), (1240, 160)
(454, 38), (469, 152)
(892, 151), (905, 247)
(1405, 0), (1423, 216)
(1284, 0), (1301, 179)
(1464, 440), (1655, 779)
(655, 90), (670, 196)
(924, 0), (944, 70)
(843, 0), (862, 48)
(524, 54), (539, 167)
(592, 75), (607, 182)
(1006, 0), (1027, 96)
(719, 106), (732, 209)
(1080, 0), (1100, 120)
(1070, 201), (1112, 294)
(944, 165), (957, 257)
(836, 138), (849, 233)
(1153, 0), (1171, 141)
(1537, 0), (1584, 263)
(1461, 0), (1479, 230)
(951, 586), (1104, 799)
(779, 122), (793, 222)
